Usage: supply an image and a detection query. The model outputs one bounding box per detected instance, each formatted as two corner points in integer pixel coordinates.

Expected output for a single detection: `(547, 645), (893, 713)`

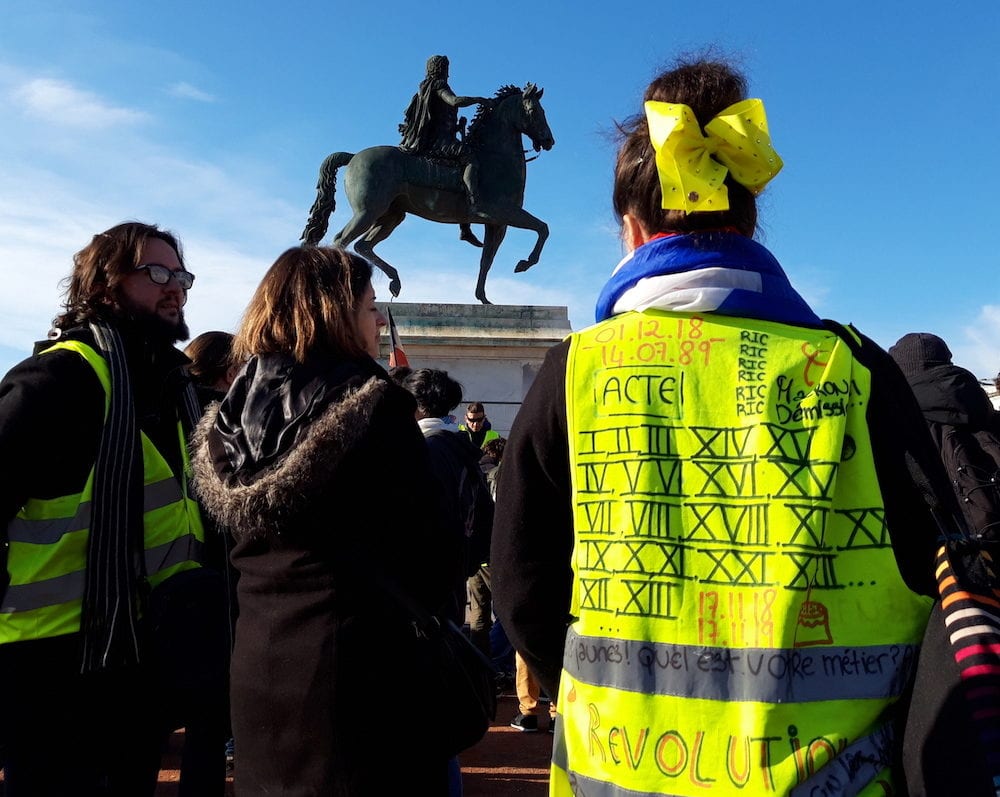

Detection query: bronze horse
(300, 84), (554, 303)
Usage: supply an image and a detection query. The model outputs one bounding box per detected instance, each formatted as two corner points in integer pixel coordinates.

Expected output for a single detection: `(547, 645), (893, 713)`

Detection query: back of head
(481, 436), (506, 463)
(613, 57), (758, 238)
(888, 333), (954, 378)
(56, 221), (183, 330)
(388, 365), (413, 385)
(234, 246), (372, 364)
(184, 331), (236, 389)
(402, 368), (463, 418)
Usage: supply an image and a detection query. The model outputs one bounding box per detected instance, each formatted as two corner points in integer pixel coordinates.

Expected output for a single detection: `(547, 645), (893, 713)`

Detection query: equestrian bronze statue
(300, 69), (554, 304)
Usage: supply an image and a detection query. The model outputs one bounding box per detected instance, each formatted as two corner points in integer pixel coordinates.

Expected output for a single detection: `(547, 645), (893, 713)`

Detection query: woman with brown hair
(491, 57), (962, 796)
(191, 246), (459, 795)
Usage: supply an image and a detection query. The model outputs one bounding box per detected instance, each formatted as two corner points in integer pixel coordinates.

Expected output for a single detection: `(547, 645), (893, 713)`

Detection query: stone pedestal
(379, 303), (572, 437)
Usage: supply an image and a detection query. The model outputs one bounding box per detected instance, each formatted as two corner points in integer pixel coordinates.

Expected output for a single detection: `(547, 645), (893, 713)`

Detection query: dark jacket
(423, 426), (492, 615)
(889, 330), (1000, 445)
(0, 322), (201, 794)
(898, 363), (1000, 446)
(889, 335), (1000, 797)
(191, 353), (458, 796)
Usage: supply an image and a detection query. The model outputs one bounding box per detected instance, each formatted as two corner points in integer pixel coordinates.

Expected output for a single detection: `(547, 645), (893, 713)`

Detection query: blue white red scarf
(594, 232), (821, 328)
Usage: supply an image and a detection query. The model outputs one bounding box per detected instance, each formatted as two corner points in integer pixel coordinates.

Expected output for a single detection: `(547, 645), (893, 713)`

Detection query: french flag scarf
(594, 231), (821, 328)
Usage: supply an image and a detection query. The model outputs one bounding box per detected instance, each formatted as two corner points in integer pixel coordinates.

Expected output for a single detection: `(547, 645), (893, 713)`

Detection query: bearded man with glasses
(0, 221), (228, 796)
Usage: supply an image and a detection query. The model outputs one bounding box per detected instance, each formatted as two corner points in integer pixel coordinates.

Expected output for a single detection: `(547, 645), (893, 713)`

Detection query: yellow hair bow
(644, 98), (783, 213)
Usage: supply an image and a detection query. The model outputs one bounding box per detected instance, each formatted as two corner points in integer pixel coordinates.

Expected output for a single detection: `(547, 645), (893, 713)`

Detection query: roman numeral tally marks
(573, 419), (890, 606)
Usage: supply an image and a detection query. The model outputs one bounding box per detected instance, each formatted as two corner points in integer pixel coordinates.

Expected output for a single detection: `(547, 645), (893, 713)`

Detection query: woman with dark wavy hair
(192, 246), (458, 795)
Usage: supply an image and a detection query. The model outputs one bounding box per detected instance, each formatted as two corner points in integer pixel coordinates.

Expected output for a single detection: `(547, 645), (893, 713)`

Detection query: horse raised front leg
(500, 208), (548, 273)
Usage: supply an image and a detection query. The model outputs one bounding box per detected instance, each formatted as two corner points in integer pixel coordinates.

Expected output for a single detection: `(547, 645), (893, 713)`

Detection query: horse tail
(300, 151), (354, 245)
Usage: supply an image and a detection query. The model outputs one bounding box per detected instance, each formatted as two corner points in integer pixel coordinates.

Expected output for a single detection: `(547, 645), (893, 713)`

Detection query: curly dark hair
(184, 331), (236, 388)
(402, 368), (464, 418)
(481, 436), (506, 462)
(55, 221), (184, 330)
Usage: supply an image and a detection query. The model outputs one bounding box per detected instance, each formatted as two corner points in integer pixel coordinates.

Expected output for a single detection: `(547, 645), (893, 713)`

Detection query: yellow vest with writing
(556, 311), (932, 797)
(1, 340), (206, 644)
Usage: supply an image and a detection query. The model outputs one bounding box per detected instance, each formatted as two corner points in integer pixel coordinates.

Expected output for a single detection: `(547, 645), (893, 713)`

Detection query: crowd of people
(2, 55), (999, 797)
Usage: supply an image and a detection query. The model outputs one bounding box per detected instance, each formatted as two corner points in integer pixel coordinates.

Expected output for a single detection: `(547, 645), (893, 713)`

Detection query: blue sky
(2, 0), (998, 380)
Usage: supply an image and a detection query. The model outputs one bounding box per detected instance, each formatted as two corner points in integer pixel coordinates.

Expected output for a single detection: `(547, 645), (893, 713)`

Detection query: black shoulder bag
(373, 569), (498, 757)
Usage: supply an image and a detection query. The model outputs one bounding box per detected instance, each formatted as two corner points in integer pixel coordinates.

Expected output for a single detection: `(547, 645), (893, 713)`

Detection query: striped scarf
(935, 542), (1000, 796)
(79, 321), (201, 672)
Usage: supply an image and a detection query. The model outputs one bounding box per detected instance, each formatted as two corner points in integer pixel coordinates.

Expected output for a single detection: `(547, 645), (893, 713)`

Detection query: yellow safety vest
(1, 340), (206, 644)
(459, 426), (501, 448)
(557, 311), (932, 797)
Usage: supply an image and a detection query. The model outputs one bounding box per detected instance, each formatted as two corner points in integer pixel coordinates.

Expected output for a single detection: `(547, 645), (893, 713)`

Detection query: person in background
(184, 330), (240, 406)
(479, 437), (516, 690)
(183, 327), (243, 780)
(0, 221), (221, 796)
(491, 56), (961, 796)
(459, 401), (500, 449)
(889, 332), (1000, 796)
(509, 651), (556, 734)
(467, 437), (504, 658)
(399, 368), (494, 797)
(401, 369), (493, 628)
(191, 246), (458, 795)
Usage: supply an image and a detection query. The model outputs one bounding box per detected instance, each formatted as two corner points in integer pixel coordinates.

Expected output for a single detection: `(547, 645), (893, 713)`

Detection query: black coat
(192, 353), (458, 796)
(903, 361), (1000, 443)
(0, 323), (201, 794)
(894, 360), (1000, 796)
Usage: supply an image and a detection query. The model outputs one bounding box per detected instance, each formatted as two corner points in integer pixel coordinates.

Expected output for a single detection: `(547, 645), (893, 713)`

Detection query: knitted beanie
(888, 332), (953, 377)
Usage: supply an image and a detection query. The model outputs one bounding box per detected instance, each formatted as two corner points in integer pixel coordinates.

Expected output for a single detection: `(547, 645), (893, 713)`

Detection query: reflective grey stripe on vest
(552, 731), (687, 797)
(788, 724), (895, 797)
(7, 477), (185, 544)
(564, 628), (917, 703)
(1, 570), (86, 614)
(1, 534), (204, 614)
(144, 534), (204, 576)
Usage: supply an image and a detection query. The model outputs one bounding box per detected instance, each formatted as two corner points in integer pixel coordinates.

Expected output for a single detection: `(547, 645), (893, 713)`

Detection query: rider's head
(612, 56), (758, 239)
(426, 55), (449, 80)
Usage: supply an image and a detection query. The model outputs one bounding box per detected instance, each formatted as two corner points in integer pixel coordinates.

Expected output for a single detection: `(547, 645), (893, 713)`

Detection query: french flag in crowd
(386, 307), (409, 368)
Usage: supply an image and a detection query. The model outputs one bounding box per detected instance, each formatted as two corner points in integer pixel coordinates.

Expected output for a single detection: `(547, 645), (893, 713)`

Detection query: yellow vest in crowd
(1, 340), (206, 644)
(555, 311), (932, 797)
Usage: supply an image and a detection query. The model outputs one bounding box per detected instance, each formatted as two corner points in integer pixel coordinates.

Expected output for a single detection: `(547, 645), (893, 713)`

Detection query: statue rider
(399, 55), (492, 215)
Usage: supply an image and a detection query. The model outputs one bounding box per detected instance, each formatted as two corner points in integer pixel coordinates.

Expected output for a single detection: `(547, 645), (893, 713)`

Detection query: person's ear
(221, 363), (241, 390)
(622, 214), (650, 252)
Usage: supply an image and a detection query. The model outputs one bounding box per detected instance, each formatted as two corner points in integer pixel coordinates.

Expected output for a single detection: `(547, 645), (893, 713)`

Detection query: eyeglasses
(466, 415), (485, 424)
(135, 263), (195, 290)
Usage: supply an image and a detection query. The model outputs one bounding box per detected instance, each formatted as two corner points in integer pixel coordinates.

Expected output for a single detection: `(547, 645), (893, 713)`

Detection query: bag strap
(368, 566), (496, 671)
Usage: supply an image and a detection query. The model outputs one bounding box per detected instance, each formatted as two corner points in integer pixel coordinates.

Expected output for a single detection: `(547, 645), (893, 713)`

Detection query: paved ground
(150, 691), (553, 796)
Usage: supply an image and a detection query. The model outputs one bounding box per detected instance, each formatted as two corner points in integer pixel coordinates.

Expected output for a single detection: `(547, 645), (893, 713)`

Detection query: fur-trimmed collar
(190, 376), (386, 540)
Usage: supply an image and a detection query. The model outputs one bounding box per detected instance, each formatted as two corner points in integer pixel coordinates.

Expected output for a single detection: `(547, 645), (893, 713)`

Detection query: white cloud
(956, 305), (1000, 380)
(167, 82), (215, 103)
(11, 78), (149, 129)
(0, 70), (298, 375)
